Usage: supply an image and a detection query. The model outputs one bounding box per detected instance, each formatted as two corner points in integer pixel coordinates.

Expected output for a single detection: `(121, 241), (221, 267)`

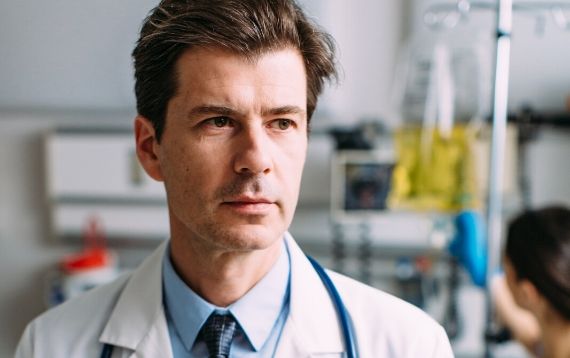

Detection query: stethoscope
(101, 256), (357, 358)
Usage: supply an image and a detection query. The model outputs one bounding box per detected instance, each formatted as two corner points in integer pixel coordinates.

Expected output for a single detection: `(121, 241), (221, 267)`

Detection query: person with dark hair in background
(492, 205), (570, 358)
(15, 1), (453, 357)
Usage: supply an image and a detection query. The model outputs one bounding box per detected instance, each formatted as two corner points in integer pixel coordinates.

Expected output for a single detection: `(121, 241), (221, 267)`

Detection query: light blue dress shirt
(162, 241), (291, 357)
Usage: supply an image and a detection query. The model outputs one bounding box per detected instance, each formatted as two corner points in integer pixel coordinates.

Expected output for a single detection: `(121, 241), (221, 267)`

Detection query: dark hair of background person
(505, 205), (570, 320)
(132, 0), (338, 142)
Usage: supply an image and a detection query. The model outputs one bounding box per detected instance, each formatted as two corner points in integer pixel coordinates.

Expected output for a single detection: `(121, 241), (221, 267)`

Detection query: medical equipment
(425, 1), (570, 356)
(393, 28), (489, 212)
(46, 217), (119, 307)
(99, 255), (358, 358)
(45, 127), (169, 241)
(448, 211), (487, 288)
(390, 124), (480, 212)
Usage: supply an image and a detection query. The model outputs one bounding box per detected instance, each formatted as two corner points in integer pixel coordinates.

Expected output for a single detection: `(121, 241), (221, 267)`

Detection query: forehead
(175, 46), (306, 87)
(167, 46), (308, 118)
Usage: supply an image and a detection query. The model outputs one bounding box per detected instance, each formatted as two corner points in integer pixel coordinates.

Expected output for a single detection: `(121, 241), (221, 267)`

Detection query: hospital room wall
(411, 0), (570, 113)
(0, 1), (406, 356)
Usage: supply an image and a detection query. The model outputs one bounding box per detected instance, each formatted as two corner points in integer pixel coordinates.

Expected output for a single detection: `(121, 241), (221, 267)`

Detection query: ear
(134, 116), (164, 181)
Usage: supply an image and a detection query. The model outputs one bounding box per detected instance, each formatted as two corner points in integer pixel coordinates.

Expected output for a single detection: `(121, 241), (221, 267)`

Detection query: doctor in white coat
(16, 0), (454, 357)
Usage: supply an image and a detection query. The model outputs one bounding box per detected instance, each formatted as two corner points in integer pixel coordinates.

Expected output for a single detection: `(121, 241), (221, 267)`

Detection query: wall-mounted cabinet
(45, 127), (169, 240)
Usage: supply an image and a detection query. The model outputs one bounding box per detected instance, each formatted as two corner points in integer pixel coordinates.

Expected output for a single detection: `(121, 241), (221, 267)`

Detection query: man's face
(143, 47), (308, 252)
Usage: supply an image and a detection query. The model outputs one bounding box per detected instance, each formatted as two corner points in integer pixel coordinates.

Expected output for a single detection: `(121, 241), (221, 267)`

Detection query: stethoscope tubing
(101, 256), (357, 358)
(307, 255), (358, 358)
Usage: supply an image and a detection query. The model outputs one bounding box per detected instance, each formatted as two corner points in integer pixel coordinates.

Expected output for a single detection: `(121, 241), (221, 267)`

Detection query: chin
(205, 223), (285, 252)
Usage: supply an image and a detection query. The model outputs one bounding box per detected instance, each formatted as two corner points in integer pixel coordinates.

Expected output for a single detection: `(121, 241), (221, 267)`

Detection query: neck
(539, 313), (570, 358)
(169, 234), (283, 307)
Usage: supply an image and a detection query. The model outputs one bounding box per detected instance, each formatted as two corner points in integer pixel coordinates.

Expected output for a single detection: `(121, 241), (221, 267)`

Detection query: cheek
(504, 265), (525, 305)
(505, 276), (517, 298)
(281, 144), (306, 185)
(161, 143), (220, 197)
(294, 143), (308, 174)
(164, 136), (217, 172)
(182, 159), (222, 192)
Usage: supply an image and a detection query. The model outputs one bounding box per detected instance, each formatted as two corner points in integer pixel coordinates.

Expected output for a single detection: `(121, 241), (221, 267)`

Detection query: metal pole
(485, 0), (513, 357)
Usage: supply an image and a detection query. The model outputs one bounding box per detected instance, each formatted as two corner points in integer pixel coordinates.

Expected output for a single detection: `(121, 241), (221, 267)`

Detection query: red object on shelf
(60, 248), (111, 273)
(414, 256), (433, 273)
(60, 217), (113, 274)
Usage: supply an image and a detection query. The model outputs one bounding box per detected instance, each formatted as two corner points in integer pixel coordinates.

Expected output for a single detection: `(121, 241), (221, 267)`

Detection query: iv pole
(485, 1), (512, 357)
(425, 1), (570, 357)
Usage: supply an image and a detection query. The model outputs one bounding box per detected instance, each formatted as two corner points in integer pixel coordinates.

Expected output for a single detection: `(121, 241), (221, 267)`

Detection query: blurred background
(1, 0), (569, 357)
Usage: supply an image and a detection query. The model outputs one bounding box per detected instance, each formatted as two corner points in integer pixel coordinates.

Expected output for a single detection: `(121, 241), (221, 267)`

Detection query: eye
(271, 119), (293, 130)
(206, 116), (233, 128)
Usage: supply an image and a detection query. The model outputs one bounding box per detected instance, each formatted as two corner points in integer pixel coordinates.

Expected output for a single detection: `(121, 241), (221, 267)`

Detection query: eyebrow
(187, 105), (306, 118)
(261, 105), (306, 117)
(187, 105), (238, 118)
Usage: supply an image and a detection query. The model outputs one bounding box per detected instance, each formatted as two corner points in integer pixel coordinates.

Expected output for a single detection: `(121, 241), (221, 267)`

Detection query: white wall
(0, 0), (157, 109)
(304, 0), (406, 125)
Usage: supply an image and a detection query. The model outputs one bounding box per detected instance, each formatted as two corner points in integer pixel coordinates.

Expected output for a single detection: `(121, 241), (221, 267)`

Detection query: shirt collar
(229, 241), (290, 351)
(162, 240), (290, 352)
(162, 246), (213, 352)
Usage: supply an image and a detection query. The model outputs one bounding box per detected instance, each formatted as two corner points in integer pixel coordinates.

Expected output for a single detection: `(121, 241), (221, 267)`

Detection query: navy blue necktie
(200, 313), (238, 358)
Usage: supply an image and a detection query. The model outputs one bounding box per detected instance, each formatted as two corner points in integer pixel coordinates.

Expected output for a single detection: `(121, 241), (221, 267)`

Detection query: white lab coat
(15, 233), (454, 357)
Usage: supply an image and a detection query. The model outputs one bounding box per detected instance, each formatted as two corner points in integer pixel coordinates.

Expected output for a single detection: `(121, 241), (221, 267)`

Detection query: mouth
(221, 196), (276, 215)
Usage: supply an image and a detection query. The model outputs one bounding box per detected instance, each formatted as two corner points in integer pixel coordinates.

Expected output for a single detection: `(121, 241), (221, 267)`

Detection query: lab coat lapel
(275, 234), (345, 357)
(128, 313), (172, 358)
(99, 241), (173, 358)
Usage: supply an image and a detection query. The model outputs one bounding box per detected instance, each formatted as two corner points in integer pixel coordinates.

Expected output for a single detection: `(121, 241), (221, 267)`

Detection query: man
(16, 1), (454, 357)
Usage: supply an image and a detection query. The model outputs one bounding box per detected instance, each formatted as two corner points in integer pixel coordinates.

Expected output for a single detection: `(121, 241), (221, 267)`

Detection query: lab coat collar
(276, 233), (345, 357)
(99, 241), (172, 358)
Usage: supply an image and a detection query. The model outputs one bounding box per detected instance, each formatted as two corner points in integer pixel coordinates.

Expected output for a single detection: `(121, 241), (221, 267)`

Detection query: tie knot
(200, 313), (238, 358)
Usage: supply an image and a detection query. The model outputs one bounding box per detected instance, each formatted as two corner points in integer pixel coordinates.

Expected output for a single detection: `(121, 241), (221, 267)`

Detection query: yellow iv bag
(389, 123), (479, 212)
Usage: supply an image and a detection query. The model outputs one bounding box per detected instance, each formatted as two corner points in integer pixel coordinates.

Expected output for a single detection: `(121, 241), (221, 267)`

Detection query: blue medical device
(100, 256), (358, 358)
(449, 210), (487, 287)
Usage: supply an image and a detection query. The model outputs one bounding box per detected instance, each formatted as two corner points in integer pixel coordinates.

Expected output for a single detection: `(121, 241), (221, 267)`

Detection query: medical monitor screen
(344, 162), (393, 211)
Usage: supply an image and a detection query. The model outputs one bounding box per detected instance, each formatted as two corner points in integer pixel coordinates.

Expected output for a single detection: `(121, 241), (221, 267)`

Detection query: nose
(233, 126), (273, 175)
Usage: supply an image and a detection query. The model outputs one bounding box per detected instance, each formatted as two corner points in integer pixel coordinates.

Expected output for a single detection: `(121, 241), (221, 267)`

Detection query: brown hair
(132, 0), (337, 141)
(506, 206), (570, 320)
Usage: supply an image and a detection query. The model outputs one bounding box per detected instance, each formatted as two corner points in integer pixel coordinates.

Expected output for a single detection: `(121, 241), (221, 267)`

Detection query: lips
(221, 196), (276, 215)
(223, 196), (274, 205)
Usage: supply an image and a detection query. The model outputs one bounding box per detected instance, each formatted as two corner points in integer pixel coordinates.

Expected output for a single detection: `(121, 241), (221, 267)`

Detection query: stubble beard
(185, 174), (288, 253)
(192, 219), (283, 253)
